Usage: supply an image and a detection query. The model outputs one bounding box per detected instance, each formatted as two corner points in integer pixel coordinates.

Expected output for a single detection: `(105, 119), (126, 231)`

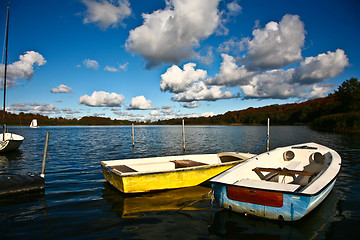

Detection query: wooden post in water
(41, 131), (50, 178)
(266, 118), (270, 151)
(132, 123), (135, 148)
(182, 119), (185, 151)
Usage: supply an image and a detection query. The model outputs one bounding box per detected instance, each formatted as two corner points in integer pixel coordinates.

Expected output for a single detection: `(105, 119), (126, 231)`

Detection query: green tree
(334, 77), (360, 111)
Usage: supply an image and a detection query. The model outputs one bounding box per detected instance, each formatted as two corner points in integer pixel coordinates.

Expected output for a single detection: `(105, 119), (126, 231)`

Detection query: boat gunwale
(212, 173), (339, 197)
(101, 159), (244, 178)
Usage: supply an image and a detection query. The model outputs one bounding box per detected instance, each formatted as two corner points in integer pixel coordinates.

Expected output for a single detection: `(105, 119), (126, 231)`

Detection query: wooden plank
(253, 167), (314, 176)
(112, 165), (137, 173)
(0, 174), (44, 196)
(171, 160), (208, 168)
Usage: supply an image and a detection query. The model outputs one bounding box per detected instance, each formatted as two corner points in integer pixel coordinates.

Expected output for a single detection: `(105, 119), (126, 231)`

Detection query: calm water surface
(0, 125), (359, 239)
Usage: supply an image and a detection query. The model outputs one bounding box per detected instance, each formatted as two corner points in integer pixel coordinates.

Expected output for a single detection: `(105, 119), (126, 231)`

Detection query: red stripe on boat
(227, 185), (283, 207)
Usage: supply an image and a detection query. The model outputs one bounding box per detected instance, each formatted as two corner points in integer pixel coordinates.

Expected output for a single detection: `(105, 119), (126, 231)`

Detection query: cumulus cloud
(0, 51), (46, 88)
(51, 84), (73, 93)
(206, 54), (254, 87)
(244, 14), (305, 70)
(83, 59), (99, 70)
(240, 69), (296, 99)
(126, 0), (221, 69)
(160, 63), (207, 93)
(239, 66), (339, 99)
(293, 49), (349, 84)
(205, 14), (349, 100)
(127, 95), (156, 110)
(82, 0), (131, 30)
(172, 81), (234, 102)
(79, 91), (125, 107)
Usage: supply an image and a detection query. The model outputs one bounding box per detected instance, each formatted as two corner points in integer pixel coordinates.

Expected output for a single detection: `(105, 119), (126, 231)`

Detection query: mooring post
(267, 118), (270, 151)
(41, 131), (50, 178)
(132, 123), (135, 148)
(182, 119), (185, 151)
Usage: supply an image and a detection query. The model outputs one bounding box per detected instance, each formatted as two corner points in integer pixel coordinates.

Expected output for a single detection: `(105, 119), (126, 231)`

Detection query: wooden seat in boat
(171, 160), (208, 168)
(253, 167), (315, 182)
(217, 152), (246, 163)
(112, 165), (137, 173)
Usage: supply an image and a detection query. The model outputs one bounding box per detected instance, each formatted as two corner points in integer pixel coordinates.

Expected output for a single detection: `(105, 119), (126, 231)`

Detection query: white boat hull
(0, 133), (24, 152)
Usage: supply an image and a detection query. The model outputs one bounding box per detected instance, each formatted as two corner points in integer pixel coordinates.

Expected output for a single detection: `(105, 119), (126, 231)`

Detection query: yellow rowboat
(101, 152), (255, 193)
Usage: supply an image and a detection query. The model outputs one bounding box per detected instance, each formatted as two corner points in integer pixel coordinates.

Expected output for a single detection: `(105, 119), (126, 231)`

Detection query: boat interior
(106, 152), (251, 174)
(251, 150), (329, 189)
(227, 148), (332, 193)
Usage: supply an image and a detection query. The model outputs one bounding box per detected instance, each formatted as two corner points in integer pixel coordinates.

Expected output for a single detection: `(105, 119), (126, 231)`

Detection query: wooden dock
(0, 131), (50, 197)
(0, 174), (44, 196)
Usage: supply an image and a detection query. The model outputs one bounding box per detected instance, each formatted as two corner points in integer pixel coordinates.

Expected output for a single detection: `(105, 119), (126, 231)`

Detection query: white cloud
(8, 103), (32, 112)
(293, 49), (349, 84)
(194, 47), (214, 65)
(118, 62), (128, 71)
(0, 51), (46, 88)
(226, 1), (242, 15)
(240, 69), (296, 99)
(239, 67), (335, 99)
(172, 81), (234, 102)
(150, 110), (159, 116)
(79, 91), (125, 107)
(181, 101), (200, 108)
(162, 105), (172, 110)
(304, 84), (333, 99)
(245, 14), (305, 70)
(51, 84), (73, 93)
(104, 62), (128, 72)
(127, 95), (156, 110)
(160, 63), (208, 93)
(104, 66), (118, 72)
(206, 54), (254, 87)
(83, 59), (99, 70)
(82, 0), (131, 30)
(218, 38), (248, 54)
(126, 0), (221, 69)
(32, 104), (59, 115)
(201, 112), (214, 117)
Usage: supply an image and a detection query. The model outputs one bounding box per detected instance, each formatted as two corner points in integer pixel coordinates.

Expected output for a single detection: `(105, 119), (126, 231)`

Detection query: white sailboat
(29, 119), (39, 128)
(0, 7), (24, 153)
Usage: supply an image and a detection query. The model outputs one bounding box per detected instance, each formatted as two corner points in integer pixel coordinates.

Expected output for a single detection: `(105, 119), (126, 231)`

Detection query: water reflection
(102, 183), (211, 218)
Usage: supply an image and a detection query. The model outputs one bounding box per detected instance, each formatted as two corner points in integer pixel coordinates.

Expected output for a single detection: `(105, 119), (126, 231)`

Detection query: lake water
(0, 125), (359, 239)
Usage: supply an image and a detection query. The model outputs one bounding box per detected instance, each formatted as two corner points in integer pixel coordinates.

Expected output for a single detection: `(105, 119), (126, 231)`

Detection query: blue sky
(0, 0), (359, 122)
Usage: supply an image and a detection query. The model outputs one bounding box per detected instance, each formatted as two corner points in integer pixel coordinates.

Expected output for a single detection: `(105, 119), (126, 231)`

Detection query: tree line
(1, 78), (359, 132)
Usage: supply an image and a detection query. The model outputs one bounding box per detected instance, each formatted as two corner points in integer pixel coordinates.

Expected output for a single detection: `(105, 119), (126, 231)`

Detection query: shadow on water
(102, 183), (212, 218)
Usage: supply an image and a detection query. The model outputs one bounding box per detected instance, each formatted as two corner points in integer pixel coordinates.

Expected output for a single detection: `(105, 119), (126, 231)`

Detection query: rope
(47, 153), (102, 170)
(336, 149), (360, 152)
(249, 136), (268, 154)
(174, 189), (213, 212)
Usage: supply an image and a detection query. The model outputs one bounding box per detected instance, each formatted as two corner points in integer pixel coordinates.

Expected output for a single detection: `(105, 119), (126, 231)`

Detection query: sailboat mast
(2, 7), (9, 141)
